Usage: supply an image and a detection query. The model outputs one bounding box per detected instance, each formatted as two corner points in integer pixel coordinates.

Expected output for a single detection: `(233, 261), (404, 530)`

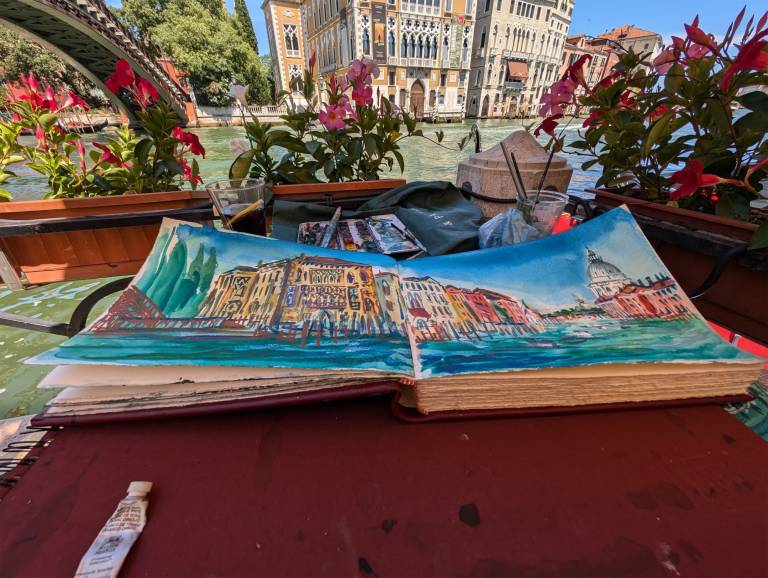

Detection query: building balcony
(319, 63), (337, 74)
(502, 50), (533, 61)
(504, 80), (525, 91)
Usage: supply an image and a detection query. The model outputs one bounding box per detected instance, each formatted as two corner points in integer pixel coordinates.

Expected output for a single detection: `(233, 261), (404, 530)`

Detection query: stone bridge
(0, 0), (192, 122)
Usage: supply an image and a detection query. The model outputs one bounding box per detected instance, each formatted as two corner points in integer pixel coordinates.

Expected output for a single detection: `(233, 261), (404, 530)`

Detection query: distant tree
(118, 0), (273, 105)
(233, 0), (259, 54)
(0, 27), (108, 107)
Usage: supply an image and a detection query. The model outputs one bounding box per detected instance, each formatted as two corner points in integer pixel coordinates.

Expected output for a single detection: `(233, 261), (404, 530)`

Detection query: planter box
(270, 179), (406, 208)
(0, 190), (211, 285)
(590, 189), (768, 345)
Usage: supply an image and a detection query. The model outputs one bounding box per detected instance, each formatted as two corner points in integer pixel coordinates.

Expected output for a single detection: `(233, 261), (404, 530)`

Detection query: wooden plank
(0, 248), (24, 291)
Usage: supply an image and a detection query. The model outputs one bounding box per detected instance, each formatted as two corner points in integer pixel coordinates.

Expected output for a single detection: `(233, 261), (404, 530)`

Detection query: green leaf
(229, 149), (255, 186)
(393, 150), (404, 173)
(739, 91), (768, 113)
(581, 159), (599, 171)
(749, 222), (768, 251)
(134, 138), (153, 166)
(664, 63), (685, 93)
(734, 111), (768, 138)
(642, 112), (674, 157)
(0, 188), (12, 201)
(37, 113), (58, 131)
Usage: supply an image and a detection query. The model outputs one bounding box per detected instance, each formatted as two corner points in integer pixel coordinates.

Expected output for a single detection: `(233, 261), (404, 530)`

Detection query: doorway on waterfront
(429, 89), (436, 109)
(481, 94), (490, 117)
(411, 80), (425, 119)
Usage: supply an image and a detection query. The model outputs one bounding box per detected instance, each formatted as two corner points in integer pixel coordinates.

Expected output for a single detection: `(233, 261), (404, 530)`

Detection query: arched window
(417, 36), (424, 58)
(362, 29), (371, 55)
(461, 37), (468, 61)
(480, 27), (486, 49)
(283, 25), (299, 55)
(401, 34), (408, 58)
(409, 34), (416, 57)
(389, 31), (396, 56)
(442, 35), (449, 59)
(431, 37), (438, 59)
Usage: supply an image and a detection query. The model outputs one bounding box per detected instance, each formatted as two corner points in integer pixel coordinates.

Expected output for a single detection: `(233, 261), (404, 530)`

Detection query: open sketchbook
(30, 207), (763, 423)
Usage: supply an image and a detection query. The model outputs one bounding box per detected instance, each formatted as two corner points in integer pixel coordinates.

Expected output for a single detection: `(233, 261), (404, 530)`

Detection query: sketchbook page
(398, 207), (760, 380)
(30, 219), (415, 377)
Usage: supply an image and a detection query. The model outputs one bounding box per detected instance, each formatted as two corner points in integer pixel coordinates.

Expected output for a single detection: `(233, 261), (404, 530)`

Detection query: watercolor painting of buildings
(32, 209), (755, 377)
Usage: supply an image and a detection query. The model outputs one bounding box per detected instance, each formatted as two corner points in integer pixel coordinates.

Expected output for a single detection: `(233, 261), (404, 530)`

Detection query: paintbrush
(318, 206), (342, 248)
(534, 147), (555, 206)
(228, 199), (265, 228)
(500, 140), (527, 201)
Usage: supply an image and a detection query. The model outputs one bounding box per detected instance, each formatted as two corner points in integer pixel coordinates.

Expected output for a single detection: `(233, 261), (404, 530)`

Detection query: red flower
(648, 104), (670, 121)
(619, 90), (637, 109)
(684, 19), (718, 52)
(105, 59), (136, 93)
(534, 113), (563, 137)
(564, 54), (592, 89)
(352, 83), (372, 107)
(93, 142), (127, 167)
(180, 158), (202, 184)
(136, 78), (160, 108)
(172, 126), (206, 157)
(720, 31), (768, 91)
(61, 91), (90, 111)
(582, 110), (603, 128)
(669, 160), (740, 200)
(653, 47), (678, 74)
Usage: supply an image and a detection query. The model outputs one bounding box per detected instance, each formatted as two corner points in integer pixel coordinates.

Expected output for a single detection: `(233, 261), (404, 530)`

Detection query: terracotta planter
(270, 179), (406, 206)
(0, 190), (210, 284)
(590, 189), (768, 345)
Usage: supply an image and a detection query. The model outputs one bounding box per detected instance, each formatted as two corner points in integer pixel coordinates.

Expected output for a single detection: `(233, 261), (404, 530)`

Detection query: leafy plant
(233, 55), (474, 184)
(536, 8), (768, 241)
(0, 61), (205, 199)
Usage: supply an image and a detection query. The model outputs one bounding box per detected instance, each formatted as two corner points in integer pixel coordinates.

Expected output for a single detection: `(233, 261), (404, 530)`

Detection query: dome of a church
(586, 248), (627, 283)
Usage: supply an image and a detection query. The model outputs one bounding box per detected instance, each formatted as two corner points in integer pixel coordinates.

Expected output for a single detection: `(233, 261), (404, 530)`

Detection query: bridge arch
(0, 0), (191, 123)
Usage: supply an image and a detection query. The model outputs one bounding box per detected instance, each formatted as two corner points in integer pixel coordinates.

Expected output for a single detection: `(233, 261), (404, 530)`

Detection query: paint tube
(74, 481), (152, 578)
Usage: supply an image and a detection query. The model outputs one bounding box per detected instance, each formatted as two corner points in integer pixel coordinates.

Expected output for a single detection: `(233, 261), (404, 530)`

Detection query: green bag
(270, 181), (484, 256)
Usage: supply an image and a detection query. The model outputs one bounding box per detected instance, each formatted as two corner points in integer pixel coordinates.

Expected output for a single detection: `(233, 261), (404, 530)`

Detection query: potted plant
(230, 55), (474, 204)
(535, 9), (768, 343)
(0, 62), (208, 284)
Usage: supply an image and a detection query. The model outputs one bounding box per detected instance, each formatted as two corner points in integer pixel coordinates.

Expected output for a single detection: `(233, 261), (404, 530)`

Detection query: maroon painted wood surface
(2, 397), (767, 578)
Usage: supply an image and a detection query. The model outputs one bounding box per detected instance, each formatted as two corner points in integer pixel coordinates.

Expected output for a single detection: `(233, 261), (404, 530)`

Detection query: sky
(107, 0), (768, 57)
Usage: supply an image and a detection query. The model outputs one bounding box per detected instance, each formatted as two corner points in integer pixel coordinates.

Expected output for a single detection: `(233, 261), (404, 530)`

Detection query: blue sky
(107, 0), (766, 56)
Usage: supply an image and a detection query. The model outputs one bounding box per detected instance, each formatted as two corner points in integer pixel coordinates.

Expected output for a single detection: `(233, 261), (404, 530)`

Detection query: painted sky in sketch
(400, 207), (667, 311)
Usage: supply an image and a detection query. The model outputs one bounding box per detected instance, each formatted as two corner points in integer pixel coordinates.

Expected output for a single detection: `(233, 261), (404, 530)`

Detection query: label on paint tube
(74, 481), (152, 578)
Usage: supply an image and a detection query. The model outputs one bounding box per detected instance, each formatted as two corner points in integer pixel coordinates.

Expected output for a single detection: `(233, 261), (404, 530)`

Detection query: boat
(571, 331), (593, 338)
(59, 119), (109, 134)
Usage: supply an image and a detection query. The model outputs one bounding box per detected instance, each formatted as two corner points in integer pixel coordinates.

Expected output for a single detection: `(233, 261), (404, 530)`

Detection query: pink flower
(534, 114), (563, 137)
(539, 78), (575, 118)
(337, 95), (353, 114)
(69, 139), (87, 173)
(105, 59), (136, 93)
(34, 124), (46, 146)
(352, 83), (373, 107)
(653, 47), (678, 74)
(26, 72), (40, 94)
(318, 104), (347, 131)
(347, 57), (380, 86)
(686, 43), (711, 60)
(172, 126), (206, 157)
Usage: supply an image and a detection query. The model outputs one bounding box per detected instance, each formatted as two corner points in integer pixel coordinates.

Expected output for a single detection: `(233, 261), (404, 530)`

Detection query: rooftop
(598, 25), (661, 42)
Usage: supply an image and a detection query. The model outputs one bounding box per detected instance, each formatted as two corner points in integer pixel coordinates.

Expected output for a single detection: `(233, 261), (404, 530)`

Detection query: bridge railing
(196, 105), (288, 119)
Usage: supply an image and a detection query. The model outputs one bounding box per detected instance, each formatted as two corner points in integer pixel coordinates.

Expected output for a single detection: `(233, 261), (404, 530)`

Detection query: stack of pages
(31, 207), (764, 423)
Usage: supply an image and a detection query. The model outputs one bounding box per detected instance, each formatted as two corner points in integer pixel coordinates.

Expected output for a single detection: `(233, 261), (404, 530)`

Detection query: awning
(507, 61), (529, 80)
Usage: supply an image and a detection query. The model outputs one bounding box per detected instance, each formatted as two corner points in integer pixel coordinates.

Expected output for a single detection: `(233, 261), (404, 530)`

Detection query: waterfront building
(305, 0), (475, 120)
(466, 0), (574, 118)
(401, 276), (460, 340)
(374, 271), (409, 335)
(592, 25), (662, 63)
(199, 261), (289, 328)
(585, 249), (694, 320)
(262, 0), (476, 120)
(199, 256), (392, 337)
(559, 34), (616, 105)
(262, 0), (308, 99)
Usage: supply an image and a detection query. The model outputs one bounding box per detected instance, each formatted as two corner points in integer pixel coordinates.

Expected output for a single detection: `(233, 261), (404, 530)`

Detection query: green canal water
(1, 120), (765, 440)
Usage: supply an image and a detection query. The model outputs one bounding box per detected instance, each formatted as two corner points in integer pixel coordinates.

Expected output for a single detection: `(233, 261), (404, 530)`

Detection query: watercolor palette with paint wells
(28, 208), (764, 425)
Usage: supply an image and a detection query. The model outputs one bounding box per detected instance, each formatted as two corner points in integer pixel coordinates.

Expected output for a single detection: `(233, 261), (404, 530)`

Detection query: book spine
(0, 424), (60, 500)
